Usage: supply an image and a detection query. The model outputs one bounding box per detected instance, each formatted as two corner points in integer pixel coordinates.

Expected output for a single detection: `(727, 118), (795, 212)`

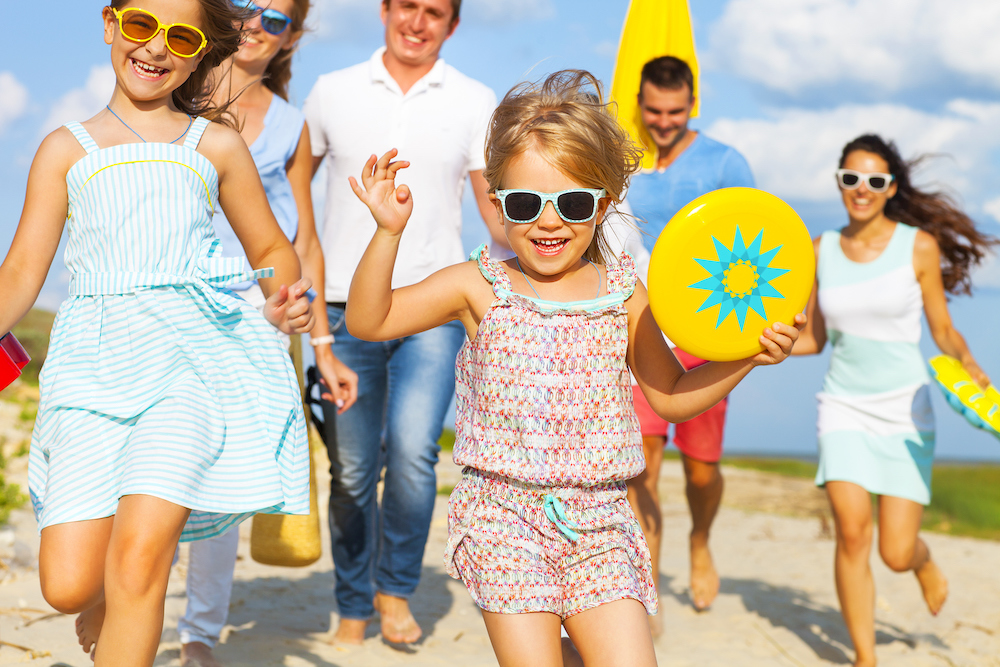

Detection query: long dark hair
(262, 0), (311, 101)
(840, 134), (998, 295)
(108, 0), (252, 126)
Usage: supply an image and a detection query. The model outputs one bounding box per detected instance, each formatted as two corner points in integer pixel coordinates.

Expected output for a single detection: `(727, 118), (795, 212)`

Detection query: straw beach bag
(250, 335), (323, 567)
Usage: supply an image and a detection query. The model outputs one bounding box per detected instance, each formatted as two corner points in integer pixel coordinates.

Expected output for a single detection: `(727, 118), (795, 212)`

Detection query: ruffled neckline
(470, 244), (637, 315)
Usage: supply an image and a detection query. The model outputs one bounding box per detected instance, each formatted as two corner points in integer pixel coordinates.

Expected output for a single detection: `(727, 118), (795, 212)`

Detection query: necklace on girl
(106, 105), (193, 144)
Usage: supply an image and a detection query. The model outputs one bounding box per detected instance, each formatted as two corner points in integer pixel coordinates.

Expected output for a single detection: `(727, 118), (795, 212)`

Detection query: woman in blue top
(172, 3), (358, 666)
(210, 0), (357, 408)
(794, 135), (995, 667)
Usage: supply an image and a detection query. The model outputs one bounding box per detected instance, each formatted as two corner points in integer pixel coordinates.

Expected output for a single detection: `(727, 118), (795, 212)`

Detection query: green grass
(724, 455), (1000, 541)
(724, 456), (817, 479)
(0, 445), (27, 525)
(438, 428), (456, 452)
(8, 308), (56, 386)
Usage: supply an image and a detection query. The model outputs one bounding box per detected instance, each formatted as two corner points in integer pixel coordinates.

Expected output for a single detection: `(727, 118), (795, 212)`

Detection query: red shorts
(632, 348), (727, 463)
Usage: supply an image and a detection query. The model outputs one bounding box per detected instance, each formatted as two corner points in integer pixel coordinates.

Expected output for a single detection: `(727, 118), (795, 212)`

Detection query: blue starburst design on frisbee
(689, 227), (789, 330)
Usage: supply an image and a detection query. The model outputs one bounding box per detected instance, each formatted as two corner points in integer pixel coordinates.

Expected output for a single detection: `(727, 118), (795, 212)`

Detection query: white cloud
(307, 0), (383, 41)
(706, 99), (1000, 204)
(0, 72), (29, 134)
(984, 196), (1000, 225)
(972, 256), (1000, 290)
(39, 65), (116, 135)
(708, 0), (1000, 96)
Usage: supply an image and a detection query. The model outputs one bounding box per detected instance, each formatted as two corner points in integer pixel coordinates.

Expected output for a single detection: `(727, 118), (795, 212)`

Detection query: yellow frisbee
(928, 355), (1000, 439)
(647, 188), (815, 362)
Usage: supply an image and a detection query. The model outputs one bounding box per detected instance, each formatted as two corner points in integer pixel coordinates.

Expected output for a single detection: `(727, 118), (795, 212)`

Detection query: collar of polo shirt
(369, 46), (446, 93)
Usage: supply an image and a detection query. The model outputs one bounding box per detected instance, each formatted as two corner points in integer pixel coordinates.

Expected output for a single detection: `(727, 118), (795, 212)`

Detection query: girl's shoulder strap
(182, 116), (212, 150)
(469, 244), (512, 295)
(64, 122), (100, 154)
(607, 251), (638, 299)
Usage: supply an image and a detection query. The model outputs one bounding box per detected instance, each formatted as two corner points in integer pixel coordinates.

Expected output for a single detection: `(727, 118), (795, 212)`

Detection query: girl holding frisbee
(345, 70), (804, 666)
(794, 134), (995, 667)
(0, 1), (314, 663)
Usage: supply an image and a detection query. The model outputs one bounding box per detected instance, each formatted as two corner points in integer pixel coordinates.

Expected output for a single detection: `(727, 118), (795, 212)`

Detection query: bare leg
(626, 436), (664, 635)
(560, 637), (585, 667)
(180, 642), (221, 667)
(331, 618), (368, 645)
(481, 610), (563, 667)
(563, 599), (657, 667)
(826, 482), (876, 667)
(374, 591), (422, 644)
(96, 494), (191, 666)
(39, 518), (114, 656)
(877, 496), (947, 615)
(681, 455), (723, 610)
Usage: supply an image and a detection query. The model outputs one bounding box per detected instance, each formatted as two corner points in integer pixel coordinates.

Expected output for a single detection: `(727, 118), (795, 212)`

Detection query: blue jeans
(322, 304), (465, 620)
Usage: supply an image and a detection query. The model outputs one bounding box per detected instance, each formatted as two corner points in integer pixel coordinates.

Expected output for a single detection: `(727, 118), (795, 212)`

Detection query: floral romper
(444, 245), (657, 618)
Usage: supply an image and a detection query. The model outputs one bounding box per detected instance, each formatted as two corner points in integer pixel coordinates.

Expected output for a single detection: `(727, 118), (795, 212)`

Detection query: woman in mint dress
(794, 134), (995, 666)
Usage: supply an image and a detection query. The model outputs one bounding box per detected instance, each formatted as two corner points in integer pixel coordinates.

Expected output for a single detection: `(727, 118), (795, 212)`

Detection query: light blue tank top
(212, 95), (305, 290)
(817, 223), (928, 396)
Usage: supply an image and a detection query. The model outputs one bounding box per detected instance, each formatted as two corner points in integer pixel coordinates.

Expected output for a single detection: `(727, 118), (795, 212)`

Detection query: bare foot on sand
(75, 602), (105, 656)
(374, 591), (422, 644)
(690, 537), (720, 611)
(181, 641), (222, 667)
(915, 558), (948, 615)
(330, 618), (368, 645)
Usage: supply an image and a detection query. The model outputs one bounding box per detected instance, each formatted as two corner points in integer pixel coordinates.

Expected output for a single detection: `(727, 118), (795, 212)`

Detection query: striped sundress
(814, 223), (935, 504)
(27, 118), (309, 541)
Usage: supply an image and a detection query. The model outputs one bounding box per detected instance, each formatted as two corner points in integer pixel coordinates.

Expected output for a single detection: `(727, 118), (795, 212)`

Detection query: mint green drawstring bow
(543, 494), (581, 542)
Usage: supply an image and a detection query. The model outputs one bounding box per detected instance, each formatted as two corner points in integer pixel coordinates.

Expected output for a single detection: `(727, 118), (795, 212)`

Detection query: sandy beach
(2, 415), (999, 666)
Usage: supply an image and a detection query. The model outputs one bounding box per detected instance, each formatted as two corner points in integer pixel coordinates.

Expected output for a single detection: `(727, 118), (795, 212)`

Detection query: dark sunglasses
(232, 0), (292, 35)
(836, 169), (894, 193)
(495, 188), (607, 224)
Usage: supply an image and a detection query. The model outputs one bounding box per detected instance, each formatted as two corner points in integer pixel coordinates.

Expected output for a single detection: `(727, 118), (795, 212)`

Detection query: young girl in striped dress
(345, 69), (805, 667)
(0, 1), (313, 664)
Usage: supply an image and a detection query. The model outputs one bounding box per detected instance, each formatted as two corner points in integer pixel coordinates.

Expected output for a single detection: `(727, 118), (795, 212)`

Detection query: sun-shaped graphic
(689, 227), (789, 330)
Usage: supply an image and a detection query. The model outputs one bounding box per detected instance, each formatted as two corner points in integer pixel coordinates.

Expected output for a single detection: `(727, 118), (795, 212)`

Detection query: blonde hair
(484, 70), (643, 264)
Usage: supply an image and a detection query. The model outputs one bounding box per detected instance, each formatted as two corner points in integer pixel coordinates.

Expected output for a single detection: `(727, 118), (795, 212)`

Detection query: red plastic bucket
(0, 333), (30, 391)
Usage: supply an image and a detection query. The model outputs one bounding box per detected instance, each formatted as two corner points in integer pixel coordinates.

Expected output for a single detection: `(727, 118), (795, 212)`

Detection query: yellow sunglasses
(112, 7), (208, 58)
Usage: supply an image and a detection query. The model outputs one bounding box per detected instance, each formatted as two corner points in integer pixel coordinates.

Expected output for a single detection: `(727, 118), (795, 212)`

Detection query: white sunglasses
(836, 169), (895, 193)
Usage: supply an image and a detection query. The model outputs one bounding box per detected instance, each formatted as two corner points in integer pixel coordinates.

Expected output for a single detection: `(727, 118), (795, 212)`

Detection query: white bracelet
(309, 334), (335, 347)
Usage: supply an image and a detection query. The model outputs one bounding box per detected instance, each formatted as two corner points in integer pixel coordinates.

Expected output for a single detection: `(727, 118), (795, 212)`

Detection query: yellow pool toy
(928, 355), (1000, 439)
(647, 188), (815, 362)
(610, 0), (700, 172)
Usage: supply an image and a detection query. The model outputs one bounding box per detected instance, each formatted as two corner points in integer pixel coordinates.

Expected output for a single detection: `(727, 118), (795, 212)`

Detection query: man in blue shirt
(624, 56), (755, 624)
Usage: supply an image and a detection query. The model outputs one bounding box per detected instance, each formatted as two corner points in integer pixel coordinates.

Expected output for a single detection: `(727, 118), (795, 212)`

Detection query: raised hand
(264, 277), (315, 335)
(348, 149), (412, 235)
(751, 312), (807, 366)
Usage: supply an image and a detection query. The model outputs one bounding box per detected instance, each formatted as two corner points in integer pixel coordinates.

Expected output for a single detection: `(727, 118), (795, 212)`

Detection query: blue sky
(1, 0), (999, 458)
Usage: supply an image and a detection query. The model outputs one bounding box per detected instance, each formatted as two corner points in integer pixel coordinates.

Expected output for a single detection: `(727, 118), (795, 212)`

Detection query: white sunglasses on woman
(836, 169), (895, 193)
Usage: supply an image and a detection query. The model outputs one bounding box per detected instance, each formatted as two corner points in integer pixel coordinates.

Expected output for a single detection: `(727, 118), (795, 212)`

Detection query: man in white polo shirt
(304, 0), (499, 646)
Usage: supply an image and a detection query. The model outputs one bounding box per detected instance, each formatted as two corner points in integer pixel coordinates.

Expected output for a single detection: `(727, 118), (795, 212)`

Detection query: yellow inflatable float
(928, 355), (1000, 440)
(646, 188), (815, 362)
